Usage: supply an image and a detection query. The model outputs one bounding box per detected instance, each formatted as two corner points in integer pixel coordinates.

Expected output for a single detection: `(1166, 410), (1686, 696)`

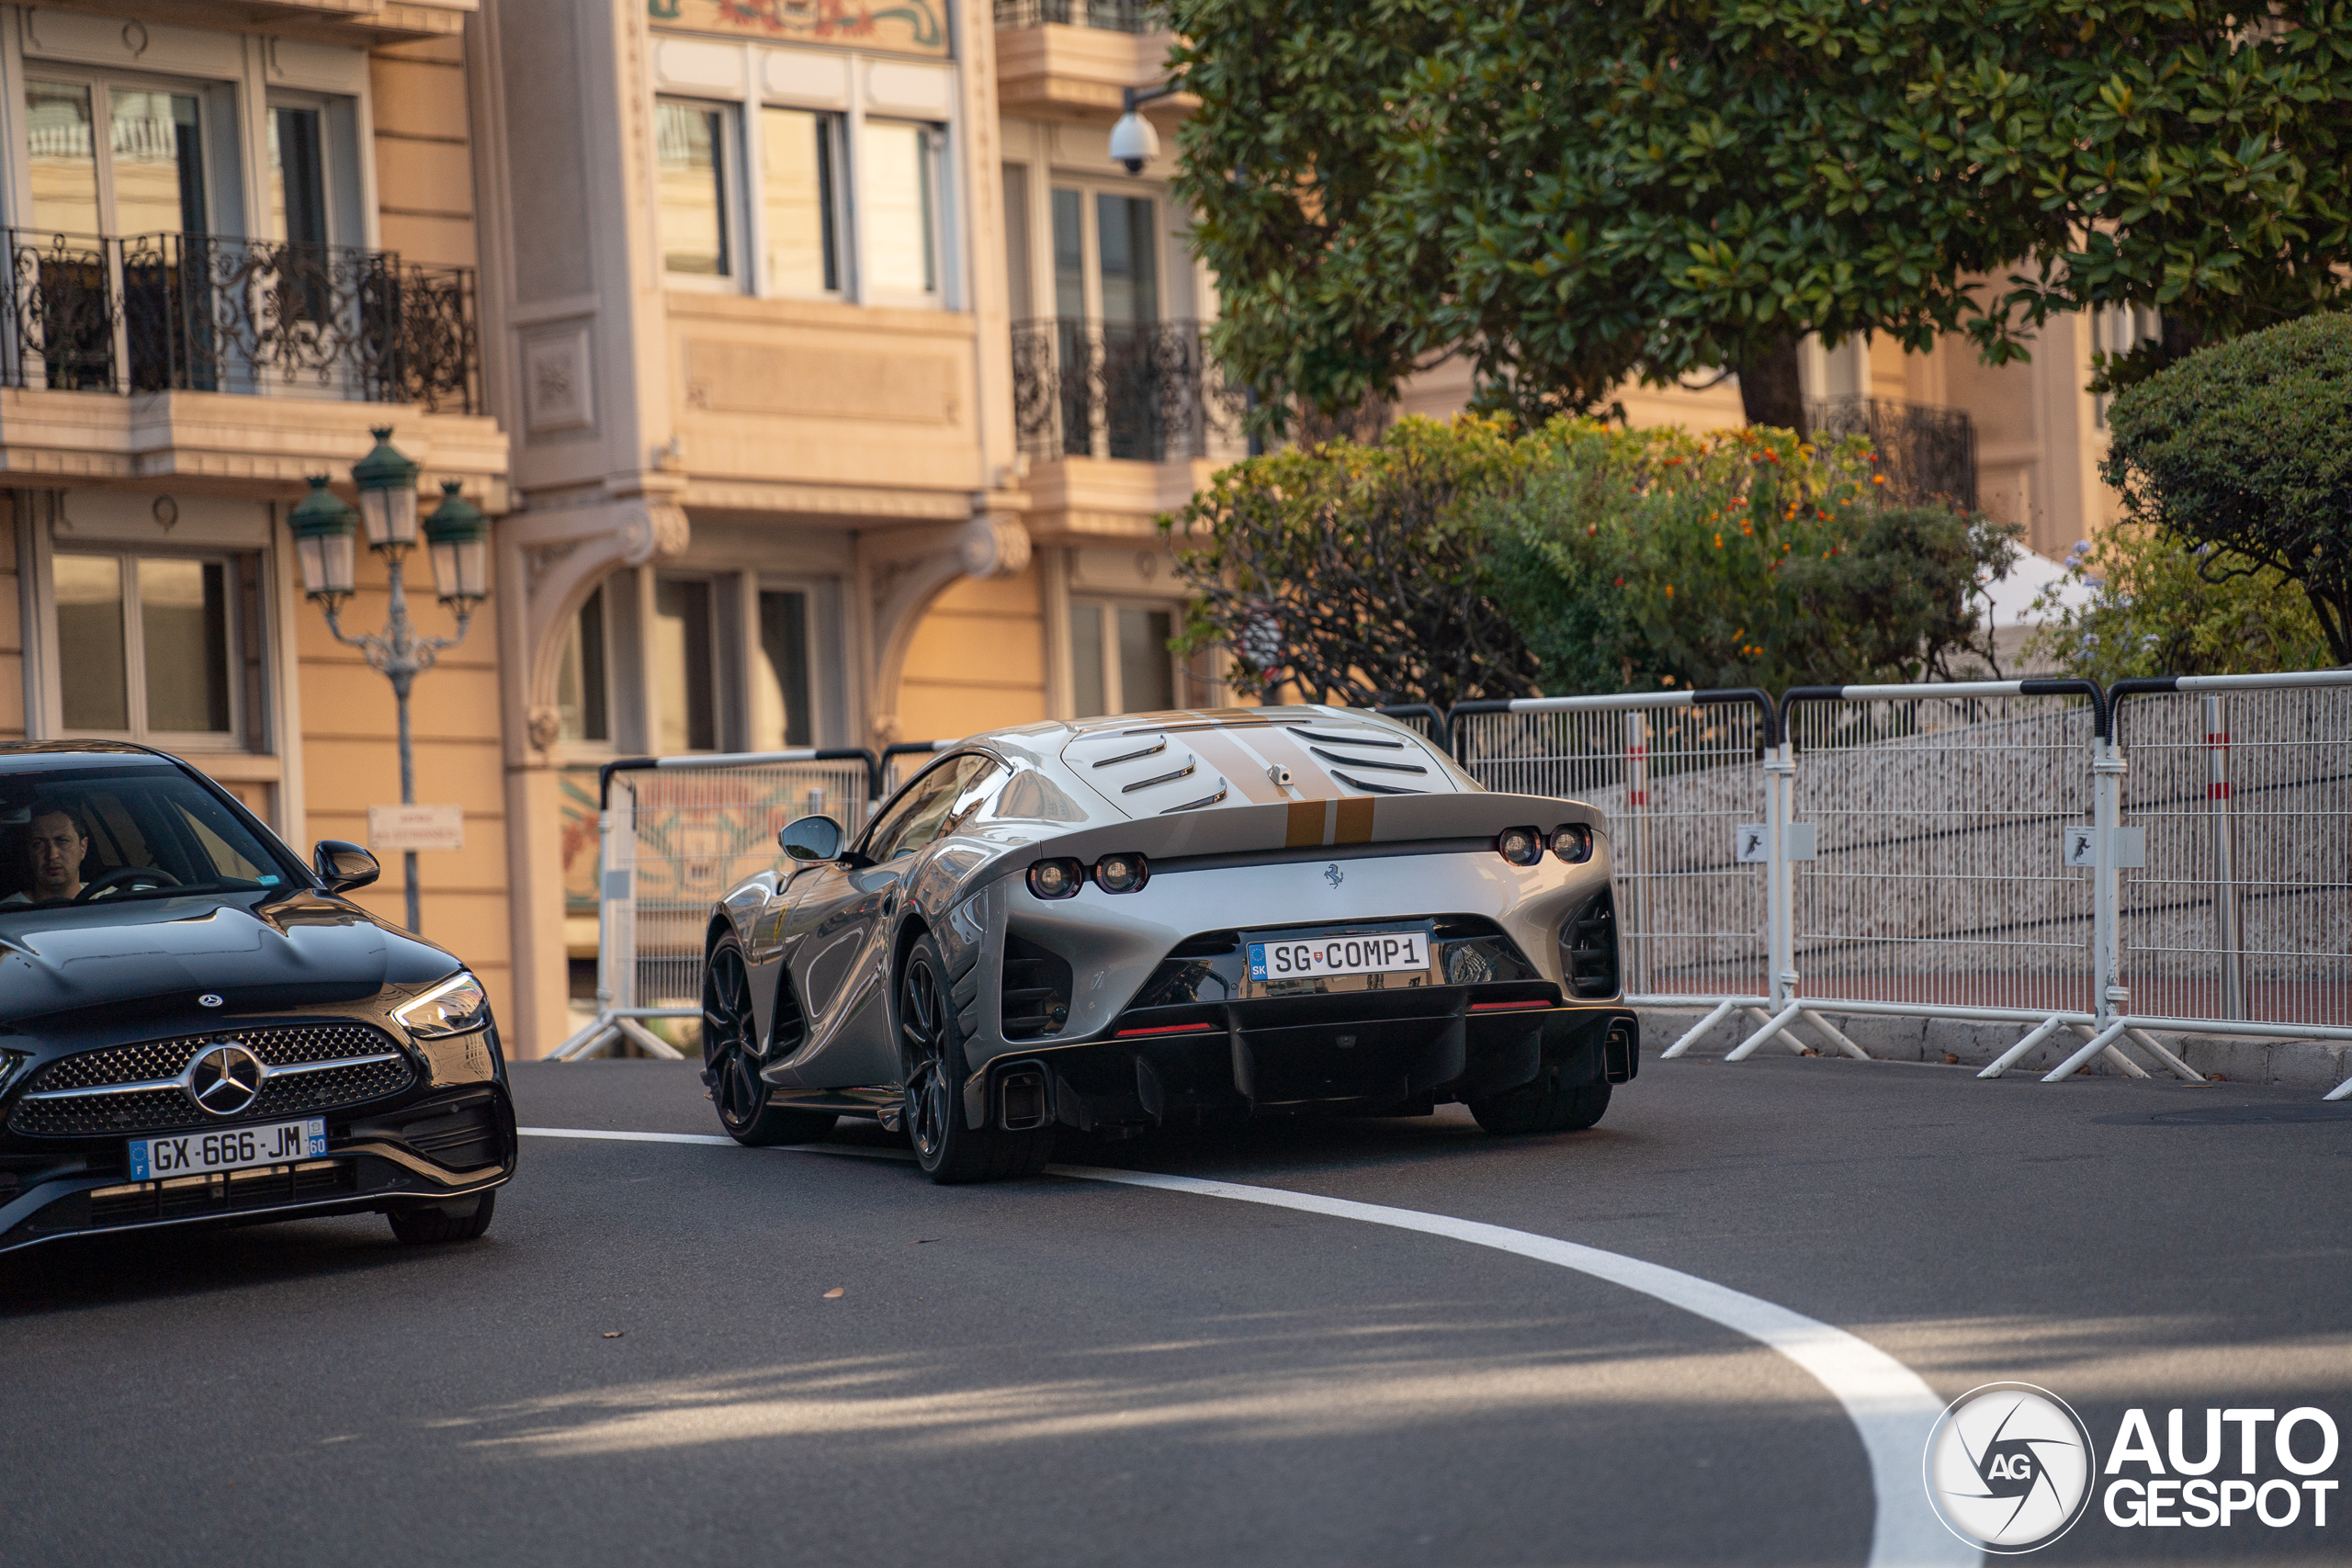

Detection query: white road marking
(518, 1126), (737, 1146)
(519, 1126), (1973, 1567)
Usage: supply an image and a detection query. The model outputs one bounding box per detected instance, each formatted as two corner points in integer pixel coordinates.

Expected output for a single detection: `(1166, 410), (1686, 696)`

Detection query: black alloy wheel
(703, 935), (836, 1146)
(899, 931), (1053, 1183)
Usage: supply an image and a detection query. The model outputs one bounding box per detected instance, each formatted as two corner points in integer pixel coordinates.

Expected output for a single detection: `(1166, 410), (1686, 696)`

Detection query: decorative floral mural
(650, 0), (949, 59)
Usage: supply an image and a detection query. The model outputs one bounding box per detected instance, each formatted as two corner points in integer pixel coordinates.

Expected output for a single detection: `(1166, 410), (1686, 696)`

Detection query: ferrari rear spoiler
(995, 791), (1607, 883)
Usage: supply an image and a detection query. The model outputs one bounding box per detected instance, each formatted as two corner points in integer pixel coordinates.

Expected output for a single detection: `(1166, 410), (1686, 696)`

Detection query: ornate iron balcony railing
(0, 229), (481, 412)
(1805, 395), (1978, 510)
(1012, 317), (1244, 464)
(993, 0), (1164, 33)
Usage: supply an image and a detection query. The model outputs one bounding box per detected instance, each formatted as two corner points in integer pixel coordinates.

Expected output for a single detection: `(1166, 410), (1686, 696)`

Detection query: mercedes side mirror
(777, 815), (844, 863)
(313, 840), (380, 894)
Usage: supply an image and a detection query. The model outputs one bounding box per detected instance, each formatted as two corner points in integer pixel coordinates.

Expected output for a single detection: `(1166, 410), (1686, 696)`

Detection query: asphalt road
(5, 1051), (2348, 1567)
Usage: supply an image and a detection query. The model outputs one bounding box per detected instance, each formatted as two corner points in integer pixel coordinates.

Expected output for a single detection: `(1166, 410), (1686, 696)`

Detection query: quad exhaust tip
(997, 1064), (1050, 1132)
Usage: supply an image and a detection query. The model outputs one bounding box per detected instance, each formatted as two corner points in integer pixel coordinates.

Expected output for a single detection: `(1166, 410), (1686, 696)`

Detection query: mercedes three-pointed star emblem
(185, 1043), (265, 1118)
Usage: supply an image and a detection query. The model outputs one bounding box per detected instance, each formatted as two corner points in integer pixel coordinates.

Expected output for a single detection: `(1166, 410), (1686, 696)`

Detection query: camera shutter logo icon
(1923, 1382), (2098, 1553)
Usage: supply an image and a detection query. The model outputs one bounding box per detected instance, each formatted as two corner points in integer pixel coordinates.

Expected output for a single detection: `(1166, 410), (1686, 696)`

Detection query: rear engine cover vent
(1562, 889), (1619, 998)
(1001, 933), (1073, 1040)
(1287, 726), (1430, 795)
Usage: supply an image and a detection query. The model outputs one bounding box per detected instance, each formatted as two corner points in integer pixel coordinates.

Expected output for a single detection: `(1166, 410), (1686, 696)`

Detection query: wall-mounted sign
(650, 0), (949, 59)
(368, 805), (465, 853)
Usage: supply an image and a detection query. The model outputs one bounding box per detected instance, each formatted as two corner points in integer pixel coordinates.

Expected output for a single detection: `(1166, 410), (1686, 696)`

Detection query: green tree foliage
(2022, 531), (2331, 682)
(2099, 312), (2352, 664)
(1159, 416), (1545, 707)
(1480, 423), (2019, 694)
(1169, 0), (2352, 430)
(1161, 417), (2018, 705)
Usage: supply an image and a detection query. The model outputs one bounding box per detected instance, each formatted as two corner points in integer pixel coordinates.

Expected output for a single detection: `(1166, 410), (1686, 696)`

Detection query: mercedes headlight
(393, 972), (492, 1038)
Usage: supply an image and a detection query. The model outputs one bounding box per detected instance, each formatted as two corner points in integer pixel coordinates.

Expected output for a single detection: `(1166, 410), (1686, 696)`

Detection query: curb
(1637, 1008), (2352, 1089)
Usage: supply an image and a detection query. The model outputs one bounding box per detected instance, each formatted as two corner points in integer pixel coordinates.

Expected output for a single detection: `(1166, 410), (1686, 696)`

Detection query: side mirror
(777, 815), (844, 863)
(313, 840), (380, 894)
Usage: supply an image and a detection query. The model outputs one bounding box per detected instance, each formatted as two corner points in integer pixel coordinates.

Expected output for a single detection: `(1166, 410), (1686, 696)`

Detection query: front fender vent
(770, 968), (808, 1059)
(1000, 934), (1072, 1040)
(1563, 889), (1619, 998)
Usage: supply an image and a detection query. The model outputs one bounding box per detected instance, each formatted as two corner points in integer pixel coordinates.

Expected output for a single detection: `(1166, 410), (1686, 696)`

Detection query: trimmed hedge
(2102, 313), (2352, 665)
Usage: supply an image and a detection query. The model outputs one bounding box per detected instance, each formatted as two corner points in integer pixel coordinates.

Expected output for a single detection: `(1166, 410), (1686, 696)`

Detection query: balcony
(1805, 395), (1978, 510)
(1, 230), (480, 414)
(994, 0), (1161, 29)
(1012, 318), (1244, 465)
(993, 0), (1182, 118)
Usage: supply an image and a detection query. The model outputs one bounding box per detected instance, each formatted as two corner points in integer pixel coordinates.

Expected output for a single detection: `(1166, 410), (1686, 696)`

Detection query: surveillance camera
(1108, 109), (1159, 175)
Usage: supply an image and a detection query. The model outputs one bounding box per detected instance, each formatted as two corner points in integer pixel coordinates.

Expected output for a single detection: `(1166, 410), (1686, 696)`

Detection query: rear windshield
(0, 764), (297, 913)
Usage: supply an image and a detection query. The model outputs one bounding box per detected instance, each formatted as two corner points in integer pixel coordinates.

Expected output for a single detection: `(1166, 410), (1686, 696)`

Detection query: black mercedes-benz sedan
(0, 741), (515, 1255)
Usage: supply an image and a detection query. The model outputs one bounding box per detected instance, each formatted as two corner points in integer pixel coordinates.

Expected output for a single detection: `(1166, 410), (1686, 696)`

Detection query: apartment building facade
(473, 0), (1243, 1047)
(0, 2), (514, 991)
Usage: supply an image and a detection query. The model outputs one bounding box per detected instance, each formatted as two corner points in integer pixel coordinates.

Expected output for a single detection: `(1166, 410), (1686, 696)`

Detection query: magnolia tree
(1169, 0), (2352, 433)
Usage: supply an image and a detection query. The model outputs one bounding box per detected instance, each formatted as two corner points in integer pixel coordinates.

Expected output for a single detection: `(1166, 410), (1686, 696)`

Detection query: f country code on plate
(129, 1118), (328, 1180)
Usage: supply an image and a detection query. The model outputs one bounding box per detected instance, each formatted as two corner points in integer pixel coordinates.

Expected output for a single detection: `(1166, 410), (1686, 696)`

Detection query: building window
(267, 103), (328, 246)
(2094, 305), (2164, 429)
(754, 587), (813, 749)
(55, 553), (234, 739)
(763, 107), (842, 297)
(1069, 600), (1174, 718)
(556, 583), (611, 744)
(657, 98), (734, 278)
(1002, 164), (1033, 316)
(863, 120), (942, 301)
(1095, 193), (1159, 325)
(652, 576), (718, 752)
(26, 79), (210, 237)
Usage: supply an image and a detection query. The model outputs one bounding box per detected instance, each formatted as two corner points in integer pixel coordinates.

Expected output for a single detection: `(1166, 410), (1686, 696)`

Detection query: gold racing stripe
(1184, 728), (1287, 805)
(1285, 799), (1326, 847)
(1335, 795), (1376, 844)
(1237, 726), (1341, 797)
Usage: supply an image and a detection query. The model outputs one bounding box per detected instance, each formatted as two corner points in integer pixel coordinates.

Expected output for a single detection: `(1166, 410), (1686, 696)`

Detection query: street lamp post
(289, 428), (491, 934)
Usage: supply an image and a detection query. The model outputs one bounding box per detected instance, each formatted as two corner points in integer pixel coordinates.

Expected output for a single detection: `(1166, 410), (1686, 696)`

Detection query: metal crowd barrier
(548, 748), (879, 1061)
(1451, 673), (2352, 1097)
(2109, 671), (2352, 1096)
(1444, 690), (1815, 1051)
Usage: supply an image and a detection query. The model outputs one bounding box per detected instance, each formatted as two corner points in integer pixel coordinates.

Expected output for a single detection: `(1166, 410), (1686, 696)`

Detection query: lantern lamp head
(288, 475), (358, 604)
(351, 426), (422, 551)
(423, 479), (491, 609)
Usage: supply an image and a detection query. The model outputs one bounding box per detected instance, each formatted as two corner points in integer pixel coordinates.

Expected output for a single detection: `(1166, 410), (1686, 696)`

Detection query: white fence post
(1765, 739), (1797, 1011)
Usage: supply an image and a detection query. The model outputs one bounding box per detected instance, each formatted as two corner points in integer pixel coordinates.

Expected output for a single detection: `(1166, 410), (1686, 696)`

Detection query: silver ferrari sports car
(697, 706), (1635, 1181)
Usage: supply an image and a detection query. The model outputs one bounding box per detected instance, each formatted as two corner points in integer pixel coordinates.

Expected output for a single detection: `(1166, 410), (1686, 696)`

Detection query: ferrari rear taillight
(1093, 852), (1149, 893)
(1027, 858), (1084, 899)
(1495, 826), (1544, 866)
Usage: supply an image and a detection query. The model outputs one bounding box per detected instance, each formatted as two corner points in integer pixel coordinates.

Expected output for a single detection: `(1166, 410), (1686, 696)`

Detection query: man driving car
(7, 799), (87, 904)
